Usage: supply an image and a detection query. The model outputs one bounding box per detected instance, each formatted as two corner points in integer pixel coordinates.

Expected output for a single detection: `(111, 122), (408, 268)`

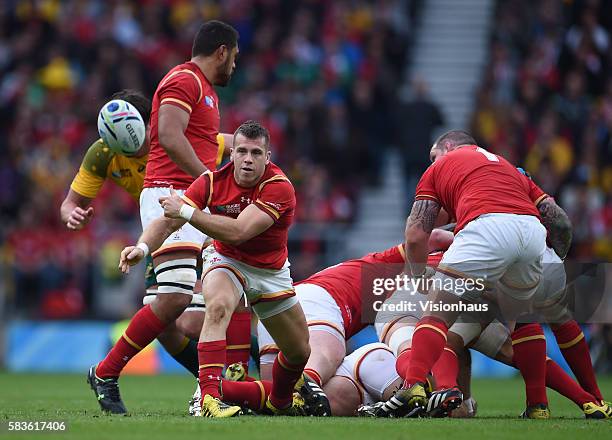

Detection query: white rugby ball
(97, 99), (145, 155)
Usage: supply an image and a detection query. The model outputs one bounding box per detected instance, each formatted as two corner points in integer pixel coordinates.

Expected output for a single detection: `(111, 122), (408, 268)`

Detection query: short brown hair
(233, 120), (270, 149)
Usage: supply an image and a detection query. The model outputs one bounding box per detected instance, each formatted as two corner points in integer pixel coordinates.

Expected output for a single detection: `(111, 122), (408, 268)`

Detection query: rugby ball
(97, 99), (146, 155)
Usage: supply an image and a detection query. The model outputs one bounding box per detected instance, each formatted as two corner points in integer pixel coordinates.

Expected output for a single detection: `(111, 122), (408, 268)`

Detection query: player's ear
(218, 45), (228, 62)
(229, 147), (235, 162)
(265, 149), (271, 164)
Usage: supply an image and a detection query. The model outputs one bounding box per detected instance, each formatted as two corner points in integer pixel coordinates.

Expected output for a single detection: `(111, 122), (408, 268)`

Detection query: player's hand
(118, 246), (145, 273)
(66, 207), (94, 230)
(159, 187), (184, 219)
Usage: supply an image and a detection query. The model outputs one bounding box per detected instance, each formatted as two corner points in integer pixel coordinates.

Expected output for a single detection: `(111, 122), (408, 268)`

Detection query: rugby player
(87, 21), (249, 415)
(391, 130), (558, 418)
(120, 121), (319, 418)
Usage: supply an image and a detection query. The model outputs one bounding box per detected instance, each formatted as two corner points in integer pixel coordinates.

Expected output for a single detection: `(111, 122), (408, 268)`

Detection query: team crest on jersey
(204, 96), (215, 108)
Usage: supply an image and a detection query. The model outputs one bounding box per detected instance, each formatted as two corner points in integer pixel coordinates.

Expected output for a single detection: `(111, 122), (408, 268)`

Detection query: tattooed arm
(538, 197), (572, 259)
(405, 199), (441, 276)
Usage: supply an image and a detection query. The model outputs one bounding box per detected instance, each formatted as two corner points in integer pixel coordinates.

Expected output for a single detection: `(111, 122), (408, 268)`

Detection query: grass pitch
(0, 373), (610, 439)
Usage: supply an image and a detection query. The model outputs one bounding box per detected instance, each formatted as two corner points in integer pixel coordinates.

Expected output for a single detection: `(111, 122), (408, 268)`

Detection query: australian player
(87, 21), (246, 415)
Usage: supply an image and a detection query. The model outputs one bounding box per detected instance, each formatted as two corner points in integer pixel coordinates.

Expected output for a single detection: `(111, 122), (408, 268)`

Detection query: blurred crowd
(471, 0), (612, 261)
(0, 0), (415, 318)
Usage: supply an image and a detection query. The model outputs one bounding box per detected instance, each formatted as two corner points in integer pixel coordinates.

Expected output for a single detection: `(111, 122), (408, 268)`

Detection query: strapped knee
(155, 258), (197, 295)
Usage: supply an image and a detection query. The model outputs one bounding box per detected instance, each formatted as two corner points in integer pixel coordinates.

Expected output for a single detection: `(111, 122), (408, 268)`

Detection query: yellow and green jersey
(70, 139), (147, 202)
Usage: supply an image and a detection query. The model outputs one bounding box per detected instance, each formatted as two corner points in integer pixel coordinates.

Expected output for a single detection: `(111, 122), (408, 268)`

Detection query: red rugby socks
(511, 324), (547, 406)
(304, 368), (323, 387)
(222, 379), (272, 411)
(405, 317), (448, 386)
(269, 352), (306, 409)
(545, 358), (595, 407)
(431, 346), (459, 390)
(226, 311), (252, 373)
(552, 321), (602, 402)
(395, 348), (411, 379)
(96, 305), (166, 378)
(198, 340), (226, 399)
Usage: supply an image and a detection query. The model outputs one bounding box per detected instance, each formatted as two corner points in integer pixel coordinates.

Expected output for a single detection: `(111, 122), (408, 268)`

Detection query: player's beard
(215, 58), (233, 87)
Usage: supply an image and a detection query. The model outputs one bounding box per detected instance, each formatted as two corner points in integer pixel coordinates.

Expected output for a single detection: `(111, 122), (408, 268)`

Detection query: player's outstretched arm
(60, 189), (94, 231)
(537, 197), (572, 259)
(159, 189), (273, 245)
(158, 105), (208, 178)
(405, 199), (441, 276)
(118, 216), (186, 273)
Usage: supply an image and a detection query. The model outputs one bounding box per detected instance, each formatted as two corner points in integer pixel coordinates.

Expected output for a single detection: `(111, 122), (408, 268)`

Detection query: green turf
(0, 373), (610, 439)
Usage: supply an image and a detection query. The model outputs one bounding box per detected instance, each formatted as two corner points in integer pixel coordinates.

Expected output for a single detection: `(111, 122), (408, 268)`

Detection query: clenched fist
(158, 187), (185, 219)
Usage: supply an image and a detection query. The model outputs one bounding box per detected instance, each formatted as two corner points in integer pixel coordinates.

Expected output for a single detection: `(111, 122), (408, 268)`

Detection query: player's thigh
(141, 187), (206, 256)
(260, 302), (310, 364)
(498, 216), (547, 299)
(306, 330), (346, 382)
(449, 311), (490, 348)
(201, 268), (242, 322)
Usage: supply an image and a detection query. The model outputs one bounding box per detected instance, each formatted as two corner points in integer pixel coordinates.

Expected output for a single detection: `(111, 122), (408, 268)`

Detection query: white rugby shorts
(202, 250), (297, 320)
(434, 213), (547, 302)
(140, 187), (208, 257)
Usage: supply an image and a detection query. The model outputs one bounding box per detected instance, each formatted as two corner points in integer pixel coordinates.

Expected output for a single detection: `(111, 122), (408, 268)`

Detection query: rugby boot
(199, 394), (242, 418)
(358, 382), (428, 418)
(582, 401), (612, 419)
(264, 394), (307, 416)
(87, 365), (127, 415)
(425, 387), (463, 418)
(295, 373), (332, 416)
(521, 404), (551, 419)
(225, 363), (247, 382)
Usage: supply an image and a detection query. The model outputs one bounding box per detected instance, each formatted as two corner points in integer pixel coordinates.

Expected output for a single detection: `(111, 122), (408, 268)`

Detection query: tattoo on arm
(538, 198), (572, 259)
(407, 200), (440, 234)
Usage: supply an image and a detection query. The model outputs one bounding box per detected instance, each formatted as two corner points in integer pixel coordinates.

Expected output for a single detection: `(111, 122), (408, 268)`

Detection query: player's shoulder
(159, 62), (206, 92)
(81, 139), (115, 178)
(259, 163), (294, 192)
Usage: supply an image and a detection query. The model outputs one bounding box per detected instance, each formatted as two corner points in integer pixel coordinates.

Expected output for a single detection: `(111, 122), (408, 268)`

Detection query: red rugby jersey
(523, 173), (548, 205)
(145, 62), (220, 189)
(297, 245), (406, 338)
(299, 246), (446, 338)
(415, 145), (540, 232)
(183, 162), (295, 270)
